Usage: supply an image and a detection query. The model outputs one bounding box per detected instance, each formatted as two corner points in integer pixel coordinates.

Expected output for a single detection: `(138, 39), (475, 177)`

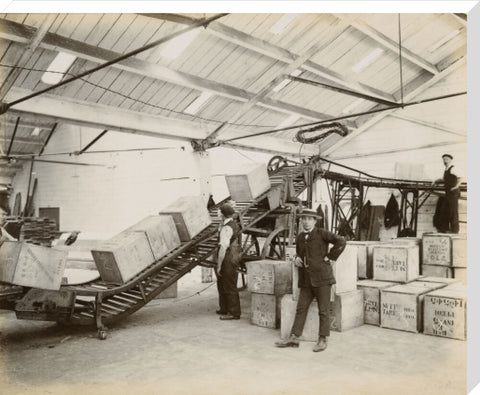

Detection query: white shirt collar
(223, 218), (233, 225)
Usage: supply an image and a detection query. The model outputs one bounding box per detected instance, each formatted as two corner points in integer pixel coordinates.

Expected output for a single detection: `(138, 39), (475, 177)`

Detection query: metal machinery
(319, 166), (467, 240)
(0, 155), (466, 339)
(0, 156), (315, 339)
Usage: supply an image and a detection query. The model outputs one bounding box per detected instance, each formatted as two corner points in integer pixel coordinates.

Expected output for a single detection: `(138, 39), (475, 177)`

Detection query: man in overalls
(216, 203), (241, 320)
(433, 154), (463, 233)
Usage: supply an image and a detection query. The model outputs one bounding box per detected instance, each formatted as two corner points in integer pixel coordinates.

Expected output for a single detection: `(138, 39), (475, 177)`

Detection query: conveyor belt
(3, 161), (309, 331)
(321, 170), (467, 193)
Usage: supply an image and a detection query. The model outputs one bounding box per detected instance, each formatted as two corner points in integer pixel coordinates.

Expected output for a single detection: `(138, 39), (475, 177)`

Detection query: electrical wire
(231, 146), (257, 162)
(0, 63), (279, 129)
(173, 281), (217, 303)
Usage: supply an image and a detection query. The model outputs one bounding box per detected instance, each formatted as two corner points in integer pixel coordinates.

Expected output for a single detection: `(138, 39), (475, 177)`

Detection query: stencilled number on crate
(364, 300), (378, 313)
(429, 296), (464, 308)
(425, 237), (450, 264)
(404, 307), (416, 320)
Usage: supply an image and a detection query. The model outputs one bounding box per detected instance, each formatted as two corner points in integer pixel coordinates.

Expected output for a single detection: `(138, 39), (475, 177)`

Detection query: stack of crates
(246, 260), (292, 329)
(422, 233), (467, 284)
(92, 195), (211, 289)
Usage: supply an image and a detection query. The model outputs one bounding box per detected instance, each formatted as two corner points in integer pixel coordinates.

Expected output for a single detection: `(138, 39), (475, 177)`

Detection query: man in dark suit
(275, 209), (346, 352)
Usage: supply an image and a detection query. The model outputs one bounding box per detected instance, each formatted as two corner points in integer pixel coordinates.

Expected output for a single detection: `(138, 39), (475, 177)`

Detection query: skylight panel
(41, 52), (77, 85)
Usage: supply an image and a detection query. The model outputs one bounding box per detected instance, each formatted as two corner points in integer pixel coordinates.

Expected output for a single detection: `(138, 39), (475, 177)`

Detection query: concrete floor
(0, 268), (466, 395)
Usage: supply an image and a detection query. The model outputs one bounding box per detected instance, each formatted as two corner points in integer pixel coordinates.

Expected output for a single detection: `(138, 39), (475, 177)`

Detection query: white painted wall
(11, 124), (272, 234)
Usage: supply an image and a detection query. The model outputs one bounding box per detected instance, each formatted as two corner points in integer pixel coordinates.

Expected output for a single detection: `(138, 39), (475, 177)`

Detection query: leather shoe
(274, 334), (300, 348)
(312, 336), (327, 352)
(216, 310), (228, 315)
(219, 314), (240, 320)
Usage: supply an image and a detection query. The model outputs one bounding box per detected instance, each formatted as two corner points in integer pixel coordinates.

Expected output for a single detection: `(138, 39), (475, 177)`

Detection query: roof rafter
(5, 87), (317, 156)
(206, 17), (353, 140)
(0, 135), (44, 146)
(0, 18), (340, 127)
(139, 13), (397, 106)
(0, 14), (56, 100)
(321, 56), (466, 156)
(388, 113), (466, 138)
(330, 140), (466, 161)
(333, 13), (439, 75)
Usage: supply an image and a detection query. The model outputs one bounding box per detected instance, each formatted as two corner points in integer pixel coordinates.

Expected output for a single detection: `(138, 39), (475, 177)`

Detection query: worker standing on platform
(0, 205), (16, 246)
(216, 203), (241, 320)
(275, 209), (346, 352)
(432, 154), (463, 234)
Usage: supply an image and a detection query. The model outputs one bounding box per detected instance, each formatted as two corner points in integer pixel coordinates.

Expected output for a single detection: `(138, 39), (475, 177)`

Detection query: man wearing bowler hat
(275, 208), (346, 352)
(432, 154), (463, 233)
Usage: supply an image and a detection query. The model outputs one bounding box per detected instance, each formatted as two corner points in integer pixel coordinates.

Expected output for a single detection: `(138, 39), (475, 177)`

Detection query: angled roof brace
(6, 116), (20, 157)
(78, 129), (108, 155)
(38, 122), (58, 156)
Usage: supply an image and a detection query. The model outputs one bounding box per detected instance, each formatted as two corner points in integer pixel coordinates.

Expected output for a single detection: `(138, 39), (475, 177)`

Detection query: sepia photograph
(0, 2), (477, 394)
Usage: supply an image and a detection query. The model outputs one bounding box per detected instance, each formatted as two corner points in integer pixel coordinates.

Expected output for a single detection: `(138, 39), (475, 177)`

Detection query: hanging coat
(384, 193), (400, 228)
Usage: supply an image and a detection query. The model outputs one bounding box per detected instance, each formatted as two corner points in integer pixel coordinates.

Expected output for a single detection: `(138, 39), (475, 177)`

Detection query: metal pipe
(79, 129), (108, 154)
(39, 122), (58, 156)
(1, 14), (228, 114)
(22, 156), (34, 216)
(7, 116), (20, 156)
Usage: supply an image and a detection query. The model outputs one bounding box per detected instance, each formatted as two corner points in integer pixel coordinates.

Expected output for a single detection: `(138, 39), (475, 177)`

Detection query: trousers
(216, 259), (241, 317)
(445, 191), (459, 234)
(291, 285), (331, 338)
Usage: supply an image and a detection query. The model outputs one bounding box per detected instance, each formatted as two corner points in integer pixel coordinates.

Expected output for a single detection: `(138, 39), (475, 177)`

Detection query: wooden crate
(357, 279), (397, 325)
(420, 276), (460, 286)
(421, 264), (453, 278)
(251, 293), (282, 329)
(201, 267), (214, 283)
(281, 294), (317, 340)
(423, 286), (467, 340)
(373, 244), (419, 283)
(246, 260), (292, 295)
(332, 243), (358, 293)
(380, 282), (445, 333)
(0, 241), (67, 290)
(453, 267), (467, 285)
(92, 232), (155, 284)
(126, 215), (181, 261)
(159, 196), (212, 242)
(155, 282), (178, 299)
(451, 236), (467, 267)
(280, 290), (364, 340)
(285, 246), (299, 301)
(422, 233), (467, 267)
(225, 163), (271, 201)
(390, 237), (422, 246)
(347, 241), (381, 279)
(330, 290), (364, 332)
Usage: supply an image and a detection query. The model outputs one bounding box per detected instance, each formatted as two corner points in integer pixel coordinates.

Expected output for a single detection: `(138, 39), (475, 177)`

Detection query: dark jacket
(296, 227), (346, 287)
(444, 165), (461, 197)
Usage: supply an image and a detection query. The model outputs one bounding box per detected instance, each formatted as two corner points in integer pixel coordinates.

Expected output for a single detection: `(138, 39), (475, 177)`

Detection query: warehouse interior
(0, 4), (477, 395)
